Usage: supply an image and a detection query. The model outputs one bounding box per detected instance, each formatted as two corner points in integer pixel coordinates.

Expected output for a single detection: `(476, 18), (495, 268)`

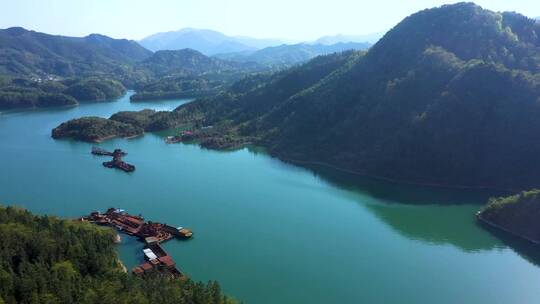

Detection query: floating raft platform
(91, 148), (135, 172)
(80, 208), (192, 278)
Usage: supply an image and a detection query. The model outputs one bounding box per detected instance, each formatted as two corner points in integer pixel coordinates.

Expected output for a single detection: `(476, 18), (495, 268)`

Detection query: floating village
(80, 208), (193, 278)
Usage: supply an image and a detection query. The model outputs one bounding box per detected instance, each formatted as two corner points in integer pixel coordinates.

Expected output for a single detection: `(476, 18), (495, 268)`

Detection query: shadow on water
(286, 159), (540, 262)
(478, 221), (540, 267)
(293, 162), (510, 205)
(241, 148), (539, 254)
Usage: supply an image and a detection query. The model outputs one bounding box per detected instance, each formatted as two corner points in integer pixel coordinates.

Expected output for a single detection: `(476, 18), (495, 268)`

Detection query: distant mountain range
(214, 42), (371, 67)
(0, 25), (373, 81)
(313, 33), (382, 45)
(139, 27), (377, 57)
(139, 28), (287, 55)
(0, 27), (151, 78)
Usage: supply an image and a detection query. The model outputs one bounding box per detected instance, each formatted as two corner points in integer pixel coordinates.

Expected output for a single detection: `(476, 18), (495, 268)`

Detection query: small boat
(165, 136), (182, 144)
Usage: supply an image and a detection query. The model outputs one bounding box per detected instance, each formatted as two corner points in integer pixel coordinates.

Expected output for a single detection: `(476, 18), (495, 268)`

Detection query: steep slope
(478, 189), (540, 243)
(174, 3), (540, 189)
(0, 27), (152, 78)
(139, 28), (257, 55)
(214, 42), (371, 67)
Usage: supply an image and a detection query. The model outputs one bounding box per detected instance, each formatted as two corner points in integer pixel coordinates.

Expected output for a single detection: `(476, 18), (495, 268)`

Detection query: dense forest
(0, 77), (126, 110)
(0, 205), (236, 304)
(129, 49), (262, 101)
(51, 116), (143, 142)
(155, 3), (540, 190)
(0, 27), (151, 79)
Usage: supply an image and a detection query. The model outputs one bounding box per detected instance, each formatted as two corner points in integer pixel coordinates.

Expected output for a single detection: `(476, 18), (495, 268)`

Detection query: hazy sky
(1, 0), (539, 41)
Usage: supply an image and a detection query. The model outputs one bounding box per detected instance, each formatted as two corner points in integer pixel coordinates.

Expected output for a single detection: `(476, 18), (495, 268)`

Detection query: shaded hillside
(0, 27), (152, 78)
(0, 205), (236, 304)
(214, 42), (371, 67)
(478, 189), (540, 243)
(171, 3), (540, 189)
(0, 77), (126, 110)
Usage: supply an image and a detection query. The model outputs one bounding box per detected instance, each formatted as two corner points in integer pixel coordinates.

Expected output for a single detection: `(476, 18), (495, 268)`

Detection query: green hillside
(172, 3), (540, 189)
(0, 27), (151, 78)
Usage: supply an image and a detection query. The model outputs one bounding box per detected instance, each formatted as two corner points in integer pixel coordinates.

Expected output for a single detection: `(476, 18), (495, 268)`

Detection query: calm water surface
(1, 92), (540, 304)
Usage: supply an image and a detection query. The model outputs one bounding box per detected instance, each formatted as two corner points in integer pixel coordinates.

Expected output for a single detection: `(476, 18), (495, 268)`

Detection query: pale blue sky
(1, 0), (539, 40)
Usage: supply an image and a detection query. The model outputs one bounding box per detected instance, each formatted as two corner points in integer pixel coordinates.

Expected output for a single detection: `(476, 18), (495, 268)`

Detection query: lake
(1, 91), (540, 304)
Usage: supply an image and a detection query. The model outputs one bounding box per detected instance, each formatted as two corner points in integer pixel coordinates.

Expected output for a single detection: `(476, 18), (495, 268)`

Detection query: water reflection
(294, 162), (509, 205)
(259, 154), (540, 260)
(479, 222), (540, 267)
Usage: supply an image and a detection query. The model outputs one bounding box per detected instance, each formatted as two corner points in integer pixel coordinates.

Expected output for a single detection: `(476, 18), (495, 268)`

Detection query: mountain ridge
(0, 26), (152, 78)
(166, 2), (540, 189)
(214, 42), (371, 67)
(139, 28), (264, 55)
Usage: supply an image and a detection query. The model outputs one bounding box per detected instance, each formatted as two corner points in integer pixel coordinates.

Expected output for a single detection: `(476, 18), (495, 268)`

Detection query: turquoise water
(1, 92), (540, 304)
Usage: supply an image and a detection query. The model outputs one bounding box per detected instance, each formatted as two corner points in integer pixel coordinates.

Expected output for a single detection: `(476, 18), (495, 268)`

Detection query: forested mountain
(135, 49), (258, 77)
(139, 28), (282, 55)
(129, 49), (263, 101)
(214, 42), (371, 67)
(0, 27), (152, 78)
(0, 205), (236, 304)
(159, 3), (540, 190)
(0, 77), (126, 110)
(0, 29), (267, 108)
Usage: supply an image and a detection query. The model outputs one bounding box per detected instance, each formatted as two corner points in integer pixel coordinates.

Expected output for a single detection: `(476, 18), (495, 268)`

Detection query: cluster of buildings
(132, 237), (182, 277)
(80, 208), (192, 278)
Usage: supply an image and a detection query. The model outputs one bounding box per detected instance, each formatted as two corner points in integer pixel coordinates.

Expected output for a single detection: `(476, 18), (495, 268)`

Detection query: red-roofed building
(140, 262), (154, 272)
(132, 267), (144, 275)
(158, 255), (176, 268)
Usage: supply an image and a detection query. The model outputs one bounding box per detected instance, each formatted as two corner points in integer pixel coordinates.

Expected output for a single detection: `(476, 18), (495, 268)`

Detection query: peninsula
(477, 189), (540, 244)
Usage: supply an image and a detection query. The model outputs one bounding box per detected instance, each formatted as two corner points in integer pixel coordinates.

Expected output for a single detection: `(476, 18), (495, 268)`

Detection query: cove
(1, 92), (540, 304)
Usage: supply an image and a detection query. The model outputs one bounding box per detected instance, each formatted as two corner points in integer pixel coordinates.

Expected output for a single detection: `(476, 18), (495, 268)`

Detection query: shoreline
(273, 154), (520, 193)
(476, 212), (540, 245)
